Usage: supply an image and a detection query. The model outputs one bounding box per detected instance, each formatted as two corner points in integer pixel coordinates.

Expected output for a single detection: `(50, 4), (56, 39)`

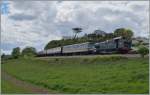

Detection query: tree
(1, 53), (12, 61)
(114, 28), (133, 39)
(105, 33), (114, 39)
(72, 27), (82, 39)
(11, 47), (20, 59)
(22, 47), (36, 58)
(1, 53), (5, 59)
(44, 40), (61, 50)
(138, 45), (149, 58)
(1, 53), (6, 61)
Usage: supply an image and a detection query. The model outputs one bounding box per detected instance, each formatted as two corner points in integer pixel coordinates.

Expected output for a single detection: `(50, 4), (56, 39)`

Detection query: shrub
(55, 58), (59, 62)
(82, 58), (90, 64)
(22, 47), (36, 58)
(138, 45), (149, 58)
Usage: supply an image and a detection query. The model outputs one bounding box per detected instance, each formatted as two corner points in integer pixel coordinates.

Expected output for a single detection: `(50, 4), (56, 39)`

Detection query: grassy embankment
(1, 78), (31, 94)
(1, 56), (149, 94)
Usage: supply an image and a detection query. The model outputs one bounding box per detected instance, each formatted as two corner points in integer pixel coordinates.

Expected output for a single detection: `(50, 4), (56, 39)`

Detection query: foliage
(11, 47), (20, 59)
(45, 28), (132, 50)
(44, 32), (114, 50)
(44, 38), (88, 50)
(44, 40), (62, 49)
(138, 45), (149, 58)
(1, 53), (5, 58)
(1, 54), (12, 61)
(1, 53), (6, 60)
(22, 47), (36, 58)
(114, 28), (133, 39)
(2, 56), (149, 94)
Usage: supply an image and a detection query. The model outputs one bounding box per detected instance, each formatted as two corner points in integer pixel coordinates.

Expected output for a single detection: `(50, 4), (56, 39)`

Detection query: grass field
(1, 56), (149, 94)
(1, 78), (30, 94)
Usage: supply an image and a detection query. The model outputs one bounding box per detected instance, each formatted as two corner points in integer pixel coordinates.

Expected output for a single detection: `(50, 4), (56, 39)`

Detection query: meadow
(1, 78), (31, 94)
(1, 56), (149, 94)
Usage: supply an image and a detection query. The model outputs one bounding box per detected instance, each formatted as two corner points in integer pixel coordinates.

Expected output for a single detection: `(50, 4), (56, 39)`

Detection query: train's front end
(94, 36), (132, 54)
(116, 37), (132, 53)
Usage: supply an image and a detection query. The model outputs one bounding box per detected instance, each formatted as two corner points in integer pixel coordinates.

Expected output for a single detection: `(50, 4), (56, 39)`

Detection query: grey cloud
(9, 13), (36, 21)
(131, 4), (145, 11)
(12, 1), (35, 10)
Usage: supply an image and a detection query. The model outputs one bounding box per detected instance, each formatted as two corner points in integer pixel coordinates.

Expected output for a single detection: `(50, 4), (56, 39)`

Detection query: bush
(55, 58), (59, 62)
(22, 47), (36, 58)
(138, 45), (149, 58)
(81, 58), (90, 64)
(1, 54), (12, 61)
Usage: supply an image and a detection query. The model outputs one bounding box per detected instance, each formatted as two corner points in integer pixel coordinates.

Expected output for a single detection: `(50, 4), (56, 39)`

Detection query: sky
(1, 1), (149, 54)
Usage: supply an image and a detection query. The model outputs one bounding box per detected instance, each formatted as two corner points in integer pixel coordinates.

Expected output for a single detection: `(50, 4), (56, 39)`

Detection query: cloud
(55, 2), (76, 23)
(1, 1), (149, 54)
(1, 49), (12, 55)
(9, 13), (36, 21)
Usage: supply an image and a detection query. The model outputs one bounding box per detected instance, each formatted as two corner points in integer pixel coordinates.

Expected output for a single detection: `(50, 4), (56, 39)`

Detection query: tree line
(1, 27), (149, 60)
(45, 28), (133, 50)
(1, 47), (36, 60)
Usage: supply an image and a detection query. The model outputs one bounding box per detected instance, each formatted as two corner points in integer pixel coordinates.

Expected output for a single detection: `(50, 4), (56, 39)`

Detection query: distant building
(94, 30), (106, 36)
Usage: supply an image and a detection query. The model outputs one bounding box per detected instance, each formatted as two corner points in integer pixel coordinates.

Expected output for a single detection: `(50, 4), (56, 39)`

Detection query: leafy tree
(44, 40), (62, 50)
(72, 27), (82, 39)
(1, 53), (6, 61)
(11, 47), (20, 59)
(44, 28), (134, 50)
(114, 28), (133, 39)
(1, 53), (5, 59)
(1, 53), (12, 61)
(22, 47), (36, 58)
(138, 45), (149, 58)
(105, 33), (114, 39)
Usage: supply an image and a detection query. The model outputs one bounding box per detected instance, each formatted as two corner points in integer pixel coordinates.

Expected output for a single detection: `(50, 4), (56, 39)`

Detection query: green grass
(1, 78), (30, 94)
(1, 56), (149, 94)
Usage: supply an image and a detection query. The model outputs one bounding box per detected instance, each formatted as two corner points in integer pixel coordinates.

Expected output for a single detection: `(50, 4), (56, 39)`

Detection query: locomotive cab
(94, 36), (132, 54)
(116, 37), (132, 53)
(124, 41), (132, 48)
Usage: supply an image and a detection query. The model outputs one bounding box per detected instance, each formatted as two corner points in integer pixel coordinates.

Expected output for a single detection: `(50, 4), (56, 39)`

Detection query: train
(37, 36), (132, 56)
